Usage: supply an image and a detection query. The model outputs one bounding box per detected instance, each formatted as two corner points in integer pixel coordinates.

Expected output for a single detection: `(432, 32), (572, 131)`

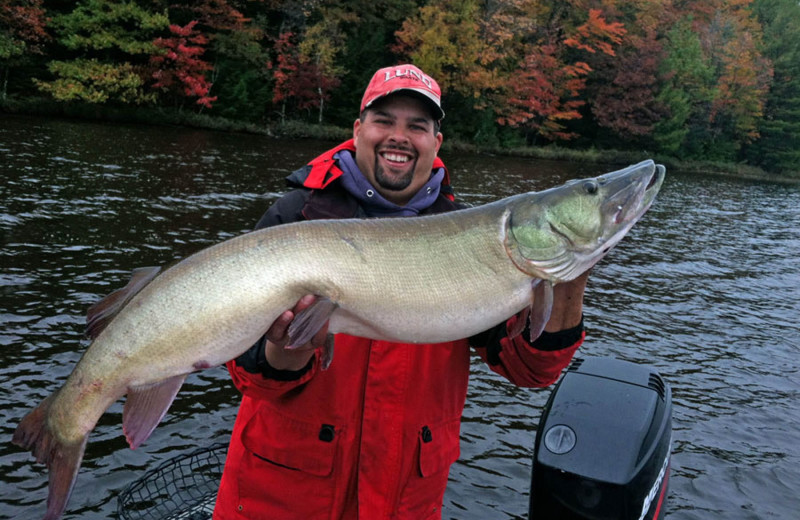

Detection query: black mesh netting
(117, 443), (227, 520)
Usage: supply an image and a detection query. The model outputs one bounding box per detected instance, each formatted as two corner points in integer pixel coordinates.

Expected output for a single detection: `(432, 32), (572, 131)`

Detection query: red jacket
(214, 143), (582, 520)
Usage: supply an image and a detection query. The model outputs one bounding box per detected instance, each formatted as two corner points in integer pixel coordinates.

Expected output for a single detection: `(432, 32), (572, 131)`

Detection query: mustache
(378, 145), (415, 155)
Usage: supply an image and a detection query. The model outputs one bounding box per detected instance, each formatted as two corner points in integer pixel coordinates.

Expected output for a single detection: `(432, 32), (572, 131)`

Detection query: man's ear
(352, 118), (361, 147)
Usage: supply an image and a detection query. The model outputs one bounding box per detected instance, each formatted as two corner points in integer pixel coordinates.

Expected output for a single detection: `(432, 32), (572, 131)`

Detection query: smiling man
(214, 65), (590, 520)
(353, 75), (443, 203)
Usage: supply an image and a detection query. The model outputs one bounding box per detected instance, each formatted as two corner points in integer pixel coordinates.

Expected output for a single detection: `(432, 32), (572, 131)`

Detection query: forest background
(2, 0), (799, 177)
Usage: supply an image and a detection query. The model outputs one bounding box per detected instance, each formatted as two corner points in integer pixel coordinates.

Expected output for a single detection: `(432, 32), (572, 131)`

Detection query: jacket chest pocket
(241, 407), (341, 477)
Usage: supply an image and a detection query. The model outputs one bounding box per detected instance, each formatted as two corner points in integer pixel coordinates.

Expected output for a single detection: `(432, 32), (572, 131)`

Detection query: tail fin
(13, 394), (88, 520)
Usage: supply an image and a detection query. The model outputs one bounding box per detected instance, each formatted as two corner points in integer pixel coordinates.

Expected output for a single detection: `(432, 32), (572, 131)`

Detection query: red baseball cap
(360, 64), (445, 121)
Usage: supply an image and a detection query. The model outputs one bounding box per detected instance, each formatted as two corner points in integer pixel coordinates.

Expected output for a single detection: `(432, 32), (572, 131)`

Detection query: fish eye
(583, 181), (599, 194)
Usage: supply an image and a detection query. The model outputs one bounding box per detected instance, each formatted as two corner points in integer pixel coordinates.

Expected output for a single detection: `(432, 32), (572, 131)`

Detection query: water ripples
(2, 115), (799, 519)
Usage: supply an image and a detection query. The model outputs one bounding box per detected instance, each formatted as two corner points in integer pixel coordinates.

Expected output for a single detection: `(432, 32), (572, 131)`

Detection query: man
(213, 64), (588, 520)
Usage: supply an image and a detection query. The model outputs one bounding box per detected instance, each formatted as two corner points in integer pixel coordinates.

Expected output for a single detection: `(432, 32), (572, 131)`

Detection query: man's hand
(545, 270), (590, 332)
(265, 295), (330, 370)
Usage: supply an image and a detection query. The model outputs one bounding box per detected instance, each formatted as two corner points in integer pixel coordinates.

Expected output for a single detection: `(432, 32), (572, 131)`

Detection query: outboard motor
(529, 357), (672, 520)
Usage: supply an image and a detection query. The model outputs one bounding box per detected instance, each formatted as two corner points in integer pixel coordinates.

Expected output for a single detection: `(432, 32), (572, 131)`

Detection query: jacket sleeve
(469, 315), (584, 388)
(226, 343), (321, 399)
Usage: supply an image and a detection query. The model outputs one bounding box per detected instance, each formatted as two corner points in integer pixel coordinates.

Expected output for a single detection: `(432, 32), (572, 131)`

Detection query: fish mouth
(632, 163), (665, 219)
(646, 166), (662, 190)
(570, 161), (664, 276)
(602, 161), (664, 226)
(596, 161), (664, 251)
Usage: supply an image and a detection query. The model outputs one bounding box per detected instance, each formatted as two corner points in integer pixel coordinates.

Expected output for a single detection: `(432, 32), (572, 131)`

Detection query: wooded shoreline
(4, 100), (796, 185)
(3, 1), (799, 179)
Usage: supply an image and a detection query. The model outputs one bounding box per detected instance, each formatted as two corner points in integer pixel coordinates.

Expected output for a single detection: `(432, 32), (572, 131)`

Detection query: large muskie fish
(14, 160), (665, 519)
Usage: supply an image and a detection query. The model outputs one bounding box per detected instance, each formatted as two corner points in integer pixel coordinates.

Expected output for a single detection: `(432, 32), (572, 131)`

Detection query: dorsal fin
(86, 266), (161, 340)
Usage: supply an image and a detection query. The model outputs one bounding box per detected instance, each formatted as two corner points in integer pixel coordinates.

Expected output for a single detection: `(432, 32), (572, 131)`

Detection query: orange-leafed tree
(394, 0), (627, 143)
(498, 5), (626, 142)
(706, 1), (773, 146)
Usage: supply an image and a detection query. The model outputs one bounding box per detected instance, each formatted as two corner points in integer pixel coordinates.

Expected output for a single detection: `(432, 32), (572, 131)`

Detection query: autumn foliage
(151, 21), (217, 109)
(497, 8), (626, 142)
(0, 0), (49, 98)
(1, 0), (798, 172)
(0, 0), (49, 57)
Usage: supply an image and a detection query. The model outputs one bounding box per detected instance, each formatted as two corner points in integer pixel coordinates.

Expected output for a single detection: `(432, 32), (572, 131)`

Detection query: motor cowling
(529, 357), (672, 520)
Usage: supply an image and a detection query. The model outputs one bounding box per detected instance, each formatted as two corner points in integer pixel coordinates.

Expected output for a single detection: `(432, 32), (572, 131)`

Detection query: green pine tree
(653, 17), (715, 157)
(747, 0), (800, 173)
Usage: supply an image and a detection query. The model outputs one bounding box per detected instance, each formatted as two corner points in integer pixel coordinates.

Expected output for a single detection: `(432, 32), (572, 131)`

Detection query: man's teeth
(383, 153), (409, 163)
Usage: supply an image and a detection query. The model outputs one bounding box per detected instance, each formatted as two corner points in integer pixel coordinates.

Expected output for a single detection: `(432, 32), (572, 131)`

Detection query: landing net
(117, 443), (227, 520)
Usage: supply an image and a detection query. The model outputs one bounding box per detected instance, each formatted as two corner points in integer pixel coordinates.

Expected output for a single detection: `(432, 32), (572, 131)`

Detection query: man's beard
(374, 158), (417, 192)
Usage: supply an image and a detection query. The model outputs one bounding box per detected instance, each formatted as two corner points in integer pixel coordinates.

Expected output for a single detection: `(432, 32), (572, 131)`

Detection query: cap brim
(366, 87), (445, 120)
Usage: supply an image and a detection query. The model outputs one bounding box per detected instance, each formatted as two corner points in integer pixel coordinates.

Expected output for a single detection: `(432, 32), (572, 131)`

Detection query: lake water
(1, 114), (798, 519)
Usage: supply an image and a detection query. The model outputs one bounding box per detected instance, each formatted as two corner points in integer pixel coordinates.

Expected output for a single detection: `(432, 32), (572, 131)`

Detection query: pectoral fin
(507, 280), (555, 342)
(321, 334), (335, 371)
(506, 279), (554, 343)
(507, 299), (532, 340)
(286, 297), (338, 349)
(529, 280), (554, 342)
(123, 374), (186, 450)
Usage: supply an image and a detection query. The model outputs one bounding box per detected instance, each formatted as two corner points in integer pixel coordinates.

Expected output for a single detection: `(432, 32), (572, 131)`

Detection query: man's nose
(387, 125), (411, 144)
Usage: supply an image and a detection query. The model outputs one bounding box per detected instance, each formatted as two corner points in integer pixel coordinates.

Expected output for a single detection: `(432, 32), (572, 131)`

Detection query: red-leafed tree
(499, 43), (591, 141)
(150, 20), (217, 109)
(591, 29), (667, 140)
(269, 30), (340, 123)
(583, 0), (679, 144)
(154, 0), (262, 115)
(270, 31), (300, 122)
(0, 0), (49, 99)
(498, 7), (626, 142)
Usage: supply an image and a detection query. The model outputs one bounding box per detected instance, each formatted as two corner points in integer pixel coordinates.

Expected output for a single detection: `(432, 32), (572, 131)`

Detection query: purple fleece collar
(336, 150), (443, 217)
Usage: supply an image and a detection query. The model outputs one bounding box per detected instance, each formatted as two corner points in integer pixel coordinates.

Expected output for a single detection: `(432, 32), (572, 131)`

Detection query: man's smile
(381, 152), (411, 163)
(379, 149), (415, 166)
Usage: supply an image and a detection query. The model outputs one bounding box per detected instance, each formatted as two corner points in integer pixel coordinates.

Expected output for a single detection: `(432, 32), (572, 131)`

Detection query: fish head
(504, 160), (665, 282)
